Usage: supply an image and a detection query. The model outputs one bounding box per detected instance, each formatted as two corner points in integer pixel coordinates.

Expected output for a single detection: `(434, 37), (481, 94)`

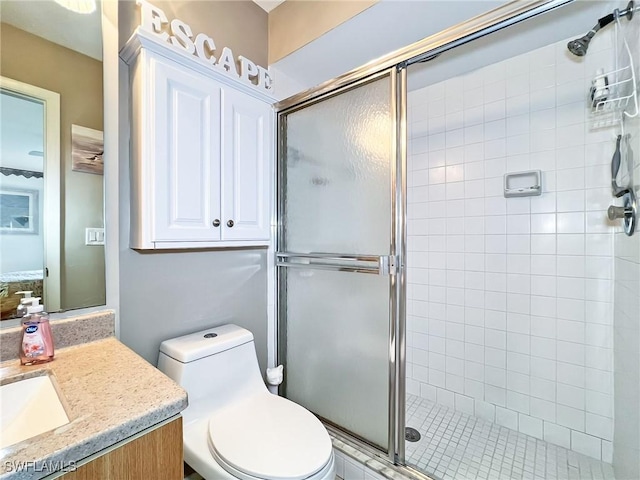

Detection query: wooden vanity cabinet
(58, 416), (183, 480)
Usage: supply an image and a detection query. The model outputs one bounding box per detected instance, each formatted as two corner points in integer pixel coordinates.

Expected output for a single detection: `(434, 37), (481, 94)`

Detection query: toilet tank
(158, 324), (267, 408)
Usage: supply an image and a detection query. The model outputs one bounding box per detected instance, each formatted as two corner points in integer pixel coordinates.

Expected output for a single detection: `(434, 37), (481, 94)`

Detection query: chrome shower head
(567, 12), (616, 57)
(567, 31), (596, 56)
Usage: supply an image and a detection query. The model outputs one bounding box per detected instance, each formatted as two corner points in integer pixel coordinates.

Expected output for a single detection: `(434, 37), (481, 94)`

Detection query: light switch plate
(85, 228), (105, 246)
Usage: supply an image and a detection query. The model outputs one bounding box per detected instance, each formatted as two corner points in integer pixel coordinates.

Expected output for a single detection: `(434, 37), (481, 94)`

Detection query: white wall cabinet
(122, 33), (273, 249)
(222, 88), (272, 241)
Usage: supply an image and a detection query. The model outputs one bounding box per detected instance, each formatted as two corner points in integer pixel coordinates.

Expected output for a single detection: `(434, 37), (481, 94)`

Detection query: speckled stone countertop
(0, 337), (188, 480)
(0, 310), (117, 362)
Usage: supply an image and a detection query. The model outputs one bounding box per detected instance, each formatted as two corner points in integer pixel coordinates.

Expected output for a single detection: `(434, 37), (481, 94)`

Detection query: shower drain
(405, 427), (421, 442)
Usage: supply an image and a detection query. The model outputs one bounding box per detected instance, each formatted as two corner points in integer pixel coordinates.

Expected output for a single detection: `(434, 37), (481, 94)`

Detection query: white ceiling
(0, 0), (102, 60)
(253, 0), (285, 13)
(270, 0), (505, 99)
(0, 92), (44, 172)
(270, 0), (617, 100)
(405, 0), (615, 92)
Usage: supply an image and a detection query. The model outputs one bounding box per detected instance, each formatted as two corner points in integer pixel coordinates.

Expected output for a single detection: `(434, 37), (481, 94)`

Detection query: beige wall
(268, 0), (377, 64)
(1, 23), (106, 311)
(119, 0), (268, 67)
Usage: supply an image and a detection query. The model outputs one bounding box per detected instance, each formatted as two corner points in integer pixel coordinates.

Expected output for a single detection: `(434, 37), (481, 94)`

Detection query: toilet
(157, 324), (335, 480)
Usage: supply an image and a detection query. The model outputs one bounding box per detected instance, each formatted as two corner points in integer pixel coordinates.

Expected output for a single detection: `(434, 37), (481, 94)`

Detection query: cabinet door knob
(227, 220), (234, 228)
(212, 219), (220, 227)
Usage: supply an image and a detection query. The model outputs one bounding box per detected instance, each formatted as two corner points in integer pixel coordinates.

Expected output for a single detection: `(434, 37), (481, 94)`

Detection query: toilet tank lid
(159, 324), (254, 363)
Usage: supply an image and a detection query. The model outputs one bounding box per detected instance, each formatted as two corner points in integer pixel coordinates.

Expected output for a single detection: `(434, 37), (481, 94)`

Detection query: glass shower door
(277, 71), (397, 452)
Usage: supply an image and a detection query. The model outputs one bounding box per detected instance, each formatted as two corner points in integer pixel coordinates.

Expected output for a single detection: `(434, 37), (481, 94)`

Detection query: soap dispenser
(20, 297), (54, 365)
(15, 291), (33, 318)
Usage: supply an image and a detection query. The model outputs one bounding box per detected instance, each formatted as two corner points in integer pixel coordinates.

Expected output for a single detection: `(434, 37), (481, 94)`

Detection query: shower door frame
(274, 0), (577, 470)
(275, 67), (405, 462)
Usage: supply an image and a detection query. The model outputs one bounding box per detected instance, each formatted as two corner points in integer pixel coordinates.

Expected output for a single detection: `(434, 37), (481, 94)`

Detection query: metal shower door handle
(276, 253), (397, 276)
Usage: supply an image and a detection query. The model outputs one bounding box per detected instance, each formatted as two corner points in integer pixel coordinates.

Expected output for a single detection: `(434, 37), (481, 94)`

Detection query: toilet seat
(211, 451), (335, 480)
(207, 393), (333, 480)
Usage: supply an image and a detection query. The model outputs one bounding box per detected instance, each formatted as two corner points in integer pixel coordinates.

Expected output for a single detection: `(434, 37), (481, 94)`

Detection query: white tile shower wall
(612, 12), (640, 480)
(406, 33), (620, 462)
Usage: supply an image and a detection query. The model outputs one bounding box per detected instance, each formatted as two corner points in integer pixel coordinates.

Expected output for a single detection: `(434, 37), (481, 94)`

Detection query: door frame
(273, 0), (575, 469)
(275, 67), (404, 462)
(0, 76), (61, 313)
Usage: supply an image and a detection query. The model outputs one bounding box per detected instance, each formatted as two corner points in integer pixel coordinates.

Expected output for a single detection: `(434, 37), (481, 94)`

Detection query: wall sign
(137, 0), (273, 91)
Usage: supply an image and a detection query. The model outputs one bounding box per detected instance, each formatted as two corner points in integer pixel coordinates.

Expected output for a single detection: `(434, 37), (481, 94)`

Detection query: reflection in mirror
(0, 89), (47, 319)
(0, 0), (105, 322)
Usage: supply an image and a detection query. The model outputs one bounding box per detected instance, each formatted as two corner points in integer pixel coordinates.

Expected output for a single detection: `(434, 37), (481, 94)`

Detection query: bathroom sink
(0, 374), (70, 448)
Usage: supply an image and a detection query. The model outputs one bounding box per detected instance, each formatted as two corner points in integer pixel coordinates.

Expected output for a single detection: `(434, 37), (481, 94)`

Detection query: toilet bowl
(158, 324), (335, 480)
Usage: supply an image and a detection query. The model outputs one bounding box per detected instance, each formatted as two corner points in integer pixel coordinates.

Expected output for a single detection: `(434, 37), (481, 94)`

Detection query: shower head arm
(596, 13), (616, 30)
(616, 0), (637, 20)
(567, 1), (636, 56)
(588, 2), (637, 35)
(593, 1), (636, 32)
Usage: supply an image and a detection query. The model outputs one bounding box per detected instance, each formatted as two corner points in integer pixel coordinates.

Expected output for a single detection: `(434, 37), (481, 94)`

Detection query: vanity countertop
(0, 337), (188, 479)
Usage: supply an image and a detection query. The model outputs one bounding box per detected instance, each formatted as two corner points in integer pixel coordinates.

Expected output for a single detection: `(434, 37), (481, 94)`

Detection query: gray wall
(118, 245), (269, 370)
(117, 1), (269, 371)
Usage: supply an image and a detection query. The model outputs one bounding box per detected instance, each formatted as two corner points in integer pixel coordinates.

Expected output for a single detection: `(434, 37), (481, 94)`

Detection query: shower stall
(275, 1), (640, 479)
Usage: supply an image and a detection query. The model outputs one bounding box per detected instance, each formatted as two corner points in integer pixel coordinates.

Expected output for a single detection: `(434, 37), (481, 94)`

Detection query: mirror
(0, 0), (105, 321)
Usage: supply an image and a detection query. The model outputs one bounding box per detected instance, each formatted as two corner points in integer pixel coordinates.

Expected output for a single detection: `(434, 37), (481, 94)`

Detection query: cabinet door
(152, 57), (221, 243)
(221, 89), (272, 241)
(58, 417), (183, 479)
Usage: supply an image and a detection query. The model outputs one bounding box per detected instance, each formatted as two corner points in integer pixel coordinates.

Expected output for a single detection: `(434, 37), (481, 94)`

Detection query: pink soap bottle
(20, 298), (55, 365)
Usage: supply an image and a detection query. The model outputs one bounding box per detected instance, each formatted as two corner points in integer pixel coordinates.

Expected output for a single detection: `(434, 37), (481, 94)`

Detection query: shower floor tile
(405, 395), (615, 480)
